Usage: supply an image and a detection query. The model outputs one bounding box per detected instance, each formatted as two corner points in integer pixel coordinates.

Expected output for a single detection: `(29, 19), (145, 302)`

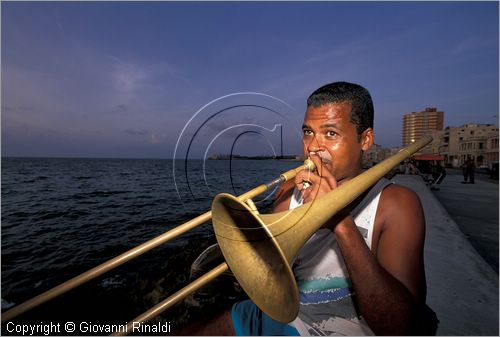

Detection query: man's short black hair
(307, 81), (374, 136)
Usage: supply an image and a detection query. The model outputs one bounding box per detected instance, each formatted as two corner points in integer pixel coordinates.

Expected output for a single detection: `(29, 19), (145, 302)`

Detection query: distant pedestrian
(430, 163), (446, 190)
(490, 162), (499, 180)
(462, 160), (469, 183)
(407, 160), (419, 175)
(467, 160), (475, 184)
(405, 160), (411, 175)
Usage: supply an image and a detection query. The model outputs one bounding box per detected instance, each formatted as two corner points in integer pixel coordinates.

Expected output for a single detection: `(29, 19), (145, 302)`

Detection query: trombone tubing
(1, 160), (314, 323)
(112, 263), (229, 336)
(114, 136), (433, 329)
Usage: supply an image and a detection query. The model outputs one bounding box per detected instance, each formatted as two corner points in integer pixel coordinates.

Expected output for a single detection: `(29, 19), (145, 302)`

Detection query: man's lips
(318, 156), (332, 166)
(308, 152), (332, 168)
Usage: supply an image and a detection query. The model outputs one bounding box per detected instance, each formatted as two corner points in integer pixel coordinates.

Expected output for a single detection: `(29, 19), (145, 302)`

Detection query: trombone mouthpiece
(279, 159), (317, 183)
(304, 158), (316, 172)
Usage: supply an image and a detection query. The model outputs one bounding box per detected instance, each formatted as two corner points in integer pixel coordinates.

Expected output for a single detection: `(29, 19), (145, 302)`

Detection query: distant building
(438, 123), (498, 167)
(429, 130), (445, 155)
(485, 135), (499, 167)
(386, 147), (402, 157)
(362, 145), (403, 168)
(402, 107), (444, 152)
(362, 143), (383, 167)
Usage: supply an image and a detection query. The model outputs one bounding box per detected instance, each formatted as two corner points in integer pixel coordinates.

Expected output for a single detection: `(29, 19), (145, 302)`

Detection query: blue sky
(2, 1), (498, 158)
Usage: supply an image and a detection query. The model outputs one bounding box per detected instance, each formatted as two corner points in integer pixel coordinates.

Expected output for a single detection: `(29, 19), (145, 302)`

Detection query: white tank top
(288, 178), (392, 336)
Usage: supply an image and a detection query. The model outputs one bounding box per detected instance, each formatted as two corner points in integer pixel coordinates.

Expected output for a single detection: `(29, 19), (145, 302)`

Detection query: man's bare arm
(333, 185), (426, 335)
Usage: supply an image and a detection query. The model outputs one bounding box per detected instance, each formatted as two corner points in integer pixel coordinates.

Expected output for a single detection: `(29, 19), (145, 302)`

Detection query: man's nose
(306, 137), (324, 153)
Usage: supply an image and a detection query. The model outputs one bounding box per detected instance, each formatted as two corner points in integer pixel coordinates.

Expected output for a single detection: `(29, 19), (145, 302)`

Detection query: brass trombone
(211, 135), (432, 323)
(116, 135), (430, 334)
(2, 136), (432, 335)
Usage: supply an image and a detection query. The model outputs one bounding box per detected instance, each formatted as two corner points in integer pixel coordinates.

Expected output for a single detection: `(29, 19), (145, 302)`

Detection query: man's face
(302, 102), (371, 184)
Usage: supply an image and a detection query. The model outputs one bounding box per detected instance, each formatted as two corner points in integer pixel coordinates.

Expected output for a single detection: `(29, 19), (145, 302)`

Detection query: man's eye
(327, 131), (338, 137)
(303, 130), (313, 136)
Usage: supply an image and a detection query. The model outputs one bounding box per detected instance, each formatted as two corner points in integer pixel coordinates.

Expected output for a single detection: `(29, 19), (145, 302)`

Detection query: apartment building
(402, 107), (444, 153)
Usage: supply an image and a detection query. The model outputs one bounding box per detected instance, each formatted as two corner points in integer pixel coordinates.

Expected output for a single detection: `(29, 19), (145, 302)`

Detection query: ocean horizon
(1, 157), (299, 332)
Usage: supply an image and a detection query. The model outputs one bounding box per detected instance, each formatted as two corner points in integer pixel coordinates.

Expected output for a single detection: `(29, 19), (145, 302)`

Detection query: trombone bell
(212, 193), (299, 323)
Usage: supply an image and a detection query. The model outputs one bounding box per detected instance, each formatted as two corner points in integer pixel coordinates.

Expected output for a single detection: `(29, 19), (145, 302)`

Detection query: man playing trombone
(188, 81), (432, 336)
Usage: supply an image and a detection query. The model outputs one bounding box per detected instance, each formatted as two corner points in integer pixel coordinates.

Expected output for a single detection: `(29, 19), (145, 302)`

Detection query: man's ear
(360, 128), (374, 152)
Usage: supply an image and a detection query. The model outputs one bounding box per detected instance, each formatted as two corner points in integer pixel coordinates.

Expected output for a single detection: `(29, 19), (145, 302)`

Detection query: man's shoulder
(382, 183), (420, 202)
(374, 182), (425, 250)
(378, 183), (423, 221)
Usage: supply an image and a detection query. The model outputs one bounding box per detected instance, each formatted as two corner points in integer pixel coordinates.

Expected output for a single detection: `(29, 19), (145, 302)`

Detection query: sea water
(1, 157), (298, 332)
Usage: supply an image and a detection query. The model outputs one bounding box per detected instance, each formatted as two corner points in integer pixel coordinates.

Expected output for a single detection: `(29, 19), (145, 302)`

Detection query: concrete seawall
(392, 175), (498, 335)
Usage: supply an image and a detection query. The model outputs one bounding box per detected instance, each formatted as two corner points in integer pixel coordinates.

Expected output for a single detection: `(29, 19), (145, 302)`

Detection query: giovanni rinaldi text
(5, 321), (172, 335)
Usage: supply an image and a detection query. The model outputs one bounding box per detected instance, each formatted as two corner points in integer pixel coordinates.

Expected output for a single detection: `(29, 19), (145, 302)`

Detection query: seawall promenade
(432, 171), (498, 273)
(392, 174), (498, 336)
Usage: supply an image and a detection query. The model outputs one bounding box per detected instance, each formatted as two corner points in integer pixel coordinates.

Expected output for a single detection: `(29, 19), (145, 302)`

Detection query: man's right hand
(294, 153), (338, 204)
